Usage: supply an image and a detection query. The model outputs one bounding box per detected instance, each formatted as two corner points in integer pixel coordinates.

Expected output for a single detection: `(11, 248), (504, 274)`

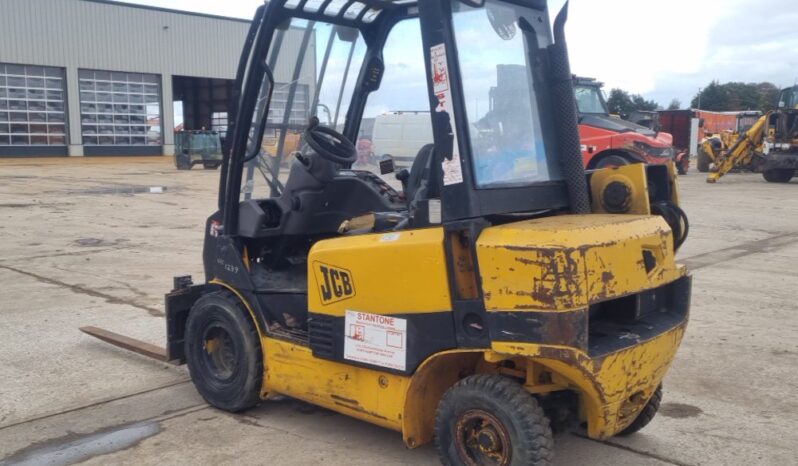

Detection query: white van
(370, 111), (433, 167)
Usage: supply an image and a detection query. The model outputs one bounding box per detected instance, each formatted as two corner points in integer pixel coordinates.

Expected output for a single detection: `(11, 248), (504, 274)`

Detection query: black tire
(618, 385), (662, 436)
(677, 158), (688, 175)
(763, 169), (794, 183)
(176, 156), (192, 170)
(203, 162), (221, 170)
(697, 146), (711, 173)
(185, 291), (263, 412)
(594, 154), (630, 170)
(435, 374), (554, 466)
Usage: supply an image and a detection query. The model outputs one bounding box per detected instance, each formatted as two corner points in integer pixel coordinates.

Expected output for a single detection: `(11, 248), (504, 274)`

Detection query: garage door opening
(172, 76), (234, 145)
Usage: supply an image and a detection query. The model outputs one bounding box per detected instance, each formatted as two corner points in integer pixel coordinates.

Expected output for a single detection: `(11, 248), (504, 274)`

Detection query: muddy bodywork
(476, 213), (690, 437)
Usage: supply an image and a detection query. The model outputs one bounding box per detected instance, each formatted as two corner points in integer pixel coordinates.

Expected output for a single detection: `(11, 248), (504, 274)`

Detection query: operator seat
(337, 144), (439, 235)
(404, 143), (439, 209)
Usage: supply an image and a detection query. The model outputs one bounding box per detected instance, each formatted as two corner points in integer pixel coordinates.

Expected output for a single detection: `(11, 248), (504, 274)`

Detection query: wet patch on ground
(73, 238), (129, 248)
(659, 403), (703, 419)
(67, 185), (169, 195)
(0, 421), (160, 466)
(0, 202), (74, 209)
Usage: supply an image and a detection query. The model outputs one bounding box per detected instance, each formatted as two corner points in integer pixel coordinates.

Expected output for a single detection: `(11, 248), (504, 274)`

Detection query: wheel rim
(454, 409), (512, 466)
(202, 325), (238, 381)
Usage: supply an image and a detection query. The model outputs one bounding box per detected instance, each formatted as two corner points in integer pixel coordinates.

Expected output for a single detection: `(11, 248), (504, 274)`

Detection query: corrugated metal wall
(0, 0), (319, 155)
(0, 0), (256, 154)
(0, 0), (249, 79)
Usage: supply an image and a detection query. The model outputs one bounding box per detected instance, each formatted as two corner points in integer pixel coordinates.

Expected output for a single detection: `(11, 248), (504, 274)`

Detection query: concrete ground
(0, 157), (796, 466)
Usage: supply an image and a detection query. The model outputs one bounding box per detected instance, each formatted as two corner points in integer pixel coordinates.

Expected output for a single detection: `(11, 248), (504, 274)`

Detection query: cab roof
(276, 0), (418, 25)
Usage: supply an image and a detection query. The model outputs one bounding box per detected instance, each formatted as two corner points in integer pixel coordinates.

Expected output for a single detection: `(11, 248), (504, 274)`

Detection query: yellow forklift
(83, 1), (691, 464)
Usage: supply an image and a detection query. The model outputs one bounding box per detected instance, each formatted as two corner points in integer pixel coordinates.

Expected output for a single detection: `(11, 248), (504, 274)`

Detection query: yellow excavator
(707, 85), (798, 183)
(81, 1), (692, 464)
(697, 111), (761, 173)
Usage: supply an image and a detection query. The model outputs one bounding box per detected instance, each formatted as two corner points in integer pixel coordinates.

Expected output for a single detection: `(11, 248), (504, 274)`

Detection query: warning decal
(430, 43), (464, 186)
(344, 310), (407, 371)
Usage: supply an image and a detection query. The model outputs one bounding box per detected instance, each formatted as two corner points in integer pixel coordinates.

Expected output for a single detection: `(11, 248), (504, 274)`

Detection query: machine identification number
(216, 258), (239, 274)
(344, 310), (407, 371)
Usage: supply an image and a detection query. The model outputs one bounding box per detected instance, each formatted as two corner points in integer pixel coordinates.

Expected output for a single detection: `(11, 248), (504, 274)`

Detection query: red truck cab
(574, 77), (683, 171)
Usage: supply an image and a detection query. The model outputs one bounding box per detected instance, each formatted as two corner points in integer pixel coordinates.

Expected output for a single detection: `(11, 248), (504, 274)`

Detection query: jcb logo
(315, 262), (355, 304)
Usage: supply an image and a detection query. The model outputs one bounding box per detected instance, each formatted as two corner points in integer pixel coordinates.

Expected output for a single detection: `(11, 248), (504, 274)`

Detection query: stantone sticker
(344, 310), (407, 371)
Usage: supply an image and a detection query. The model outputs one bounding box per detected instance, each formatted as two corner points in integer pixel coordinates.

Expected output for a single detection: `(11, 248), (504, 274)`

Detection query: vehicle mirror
(379, 155), (395, 175)
(486, 2), (516, 40)
(316, 103), (333, 126)
(335, 26), (359, 43)
(778, 101), (786, 108)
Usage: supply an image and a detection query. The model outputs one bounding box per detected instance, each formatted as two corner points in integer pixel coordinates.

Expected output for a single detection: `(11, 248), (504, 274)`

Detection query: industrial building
(0, 0), (311, 158)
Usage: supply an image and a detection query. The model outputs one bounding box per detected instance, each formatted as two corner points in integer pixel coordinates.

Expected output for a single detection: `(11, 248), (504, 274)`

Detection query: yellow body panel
(262, 337), (409, 432)
(589, 163), (651, 215)
(476, 214), (684, 311)
(257, 323), (685, 444)
(222, 212), (688, 447)
(308, 227), (451, 316)
(492, 323), (686, 438)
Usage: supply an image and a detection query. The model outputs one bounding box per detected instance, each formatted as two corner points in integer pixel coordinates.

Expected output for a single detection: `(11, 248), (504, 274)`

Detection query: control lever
(396, 168), (410, 198)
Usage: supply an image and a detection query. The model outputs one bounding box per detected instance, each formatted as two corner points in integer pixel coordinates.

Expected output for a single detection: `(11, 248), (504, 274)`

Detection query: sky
(126, 0), (798, 109)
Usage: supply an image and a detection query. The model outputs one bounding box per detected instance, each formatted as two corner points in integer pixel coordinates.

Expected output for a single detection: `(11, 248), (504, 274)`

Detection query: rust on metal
(79, 326), (173, 363)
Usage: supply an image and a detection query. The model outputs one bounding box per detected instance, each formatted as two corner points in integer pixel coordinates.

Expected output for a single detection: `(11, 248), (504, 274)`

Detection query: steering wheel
(304, 118), (357, 165)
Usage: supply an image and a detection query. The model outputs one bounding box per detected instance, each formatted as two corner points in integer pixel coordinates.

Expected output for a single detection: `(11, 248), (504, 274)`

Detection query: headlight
(632, 141), (675, 158)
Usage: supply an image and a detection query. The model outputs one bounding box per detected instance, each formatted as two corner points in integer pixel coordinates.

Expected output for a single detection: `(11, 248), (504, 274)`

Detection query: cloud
(126, 0), (797, 109)
(122, 0), (261, 18)
(554, 0), (798, 107)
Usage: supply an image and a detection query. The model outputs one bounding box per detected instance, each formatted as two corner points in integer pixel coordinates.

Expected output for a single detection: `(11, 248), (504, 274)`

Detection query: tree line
(605, 89), (663, 120)
(689, 81), (781, 112)
(604, 80), (781, 119)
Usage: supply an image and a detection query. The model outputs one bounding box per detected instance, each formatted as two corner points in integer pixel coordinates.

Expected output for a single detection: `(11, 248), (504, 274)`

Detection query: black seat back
(405, 143), (439, 208)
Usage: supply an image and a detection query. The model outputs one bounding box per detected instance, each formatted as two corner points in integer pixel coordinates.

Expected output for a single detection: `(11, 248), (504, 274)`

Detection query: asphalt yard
(1, 157), (797, 465)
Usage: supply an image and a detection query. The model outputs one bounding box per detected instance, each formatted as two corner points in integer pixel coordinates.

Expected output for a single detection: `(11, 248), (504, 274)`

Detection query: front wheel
(763, 169), (794, 183)
(185, 291), (263, 412)
(435, 374), (554, 466)
(697, 146), (712, 173)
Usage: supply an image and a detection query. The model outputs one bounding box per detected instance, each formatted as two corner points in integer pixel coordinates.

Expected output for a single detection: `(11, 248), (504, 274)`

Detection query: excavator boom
(707, 114), (767, 183)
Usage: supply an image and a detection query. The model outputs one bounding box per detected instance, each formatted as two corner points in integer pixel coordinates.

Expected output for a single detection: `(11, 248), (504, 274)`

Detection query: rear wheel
(618, 385), (662, 436)
(185, 291), (262, 412)
(203, 161), (221, 170)
(176, 153), (192, 170)
(697, 146), (712, 173)
(763, 168), (794, 183)
(595, 155), (631, 170)
(435, 374), (554, 466)
(677, 156), (689, 175)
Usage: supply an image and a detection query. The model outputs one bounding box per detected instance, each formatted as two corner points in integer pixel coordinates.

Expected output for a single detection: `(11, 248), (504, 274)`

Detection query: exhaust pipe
(548, 2), (591, 214)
